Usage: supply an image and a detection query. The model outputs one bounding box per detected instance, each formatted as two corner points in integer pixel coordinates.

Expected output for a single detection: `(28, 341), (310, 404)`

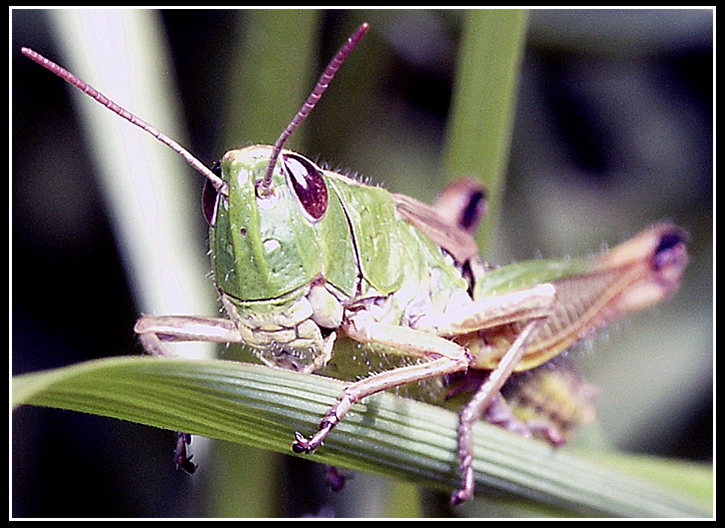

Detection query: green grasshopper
(22, 22), (689, 505)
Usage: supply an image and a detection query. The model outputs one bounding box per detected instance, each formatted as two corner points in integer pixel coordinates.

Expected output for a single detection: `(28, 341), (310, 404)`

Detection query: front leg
(292, 312), (473, 453)
(174, 432), (198, 474)
(134, 315), (245, 356)
(134, 315), (246, 474)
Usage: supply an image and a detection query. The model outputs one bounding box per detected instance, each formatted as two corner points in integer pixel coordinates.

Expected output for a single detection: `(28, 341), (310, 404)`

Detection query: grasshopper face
(204, 146), (357, 303)
(202, 145), (366, 372)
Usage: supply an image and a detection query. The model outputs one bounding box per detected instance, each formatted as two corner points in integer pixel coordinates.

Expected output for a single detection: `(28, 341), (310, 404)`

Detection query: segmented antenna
(20, 46), (228, 196)
(257, 22), (370, 197)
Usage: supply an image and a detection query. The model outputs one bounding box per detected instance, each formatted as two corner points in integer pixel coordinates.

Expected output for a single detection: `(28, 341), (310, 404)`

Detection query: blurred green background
(12, 9), (711, 517)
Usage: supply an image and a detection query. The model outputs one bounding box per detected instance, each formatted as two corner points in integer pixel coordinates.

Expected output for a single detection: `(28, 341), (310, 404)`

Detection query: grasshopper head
(203, 145), (348, 302)
(200, 24), (369, 304)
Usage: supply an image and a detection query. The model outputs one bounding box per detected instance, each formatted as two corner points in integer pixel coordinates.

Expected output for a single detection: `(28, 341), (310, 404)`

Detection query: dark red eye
(282, 153), (328, 221)
(202, 161), (222, 226)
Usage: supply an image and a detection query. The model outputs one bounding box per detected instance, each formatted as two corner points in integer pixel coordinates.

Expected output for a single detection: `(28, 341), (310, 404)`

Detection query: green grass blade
(442, 9), (529, 254)
(12, 356), (711, 517)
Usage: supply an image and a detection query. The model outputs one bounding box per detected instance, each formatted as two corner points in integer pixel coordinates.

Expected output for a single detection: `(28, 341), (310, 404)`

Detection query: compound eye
(282, 153), (328, 221)
(202, 161), (223, 226)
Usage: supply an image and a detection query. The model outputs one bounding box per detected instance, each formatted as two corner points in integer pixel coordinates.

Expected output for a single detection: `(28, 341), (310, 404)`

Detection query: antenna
(257, 22), (369, 197)
(20, 46), (229, 196)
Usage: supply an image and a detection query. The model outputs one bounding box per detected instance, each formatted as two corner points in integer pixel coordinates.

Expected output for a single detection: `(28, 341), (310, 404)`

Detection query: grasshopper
(22, 22), (689, 505)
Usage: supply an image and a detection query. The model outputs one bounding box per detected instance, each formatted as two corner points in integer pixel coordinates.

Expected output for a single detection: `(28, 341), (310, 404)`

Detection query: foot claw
(292, 431), (314, 453)
(450, 488), (472, 505)
(174, 432), (198, 474)
(450, 492), (464, 506)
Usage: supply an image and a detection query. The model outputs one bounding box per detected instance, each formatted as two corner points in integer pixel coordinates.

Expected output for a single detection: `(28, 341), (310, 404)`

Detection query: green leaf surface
(442, 9), (529, 254)
(12, 356), (711, 517)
